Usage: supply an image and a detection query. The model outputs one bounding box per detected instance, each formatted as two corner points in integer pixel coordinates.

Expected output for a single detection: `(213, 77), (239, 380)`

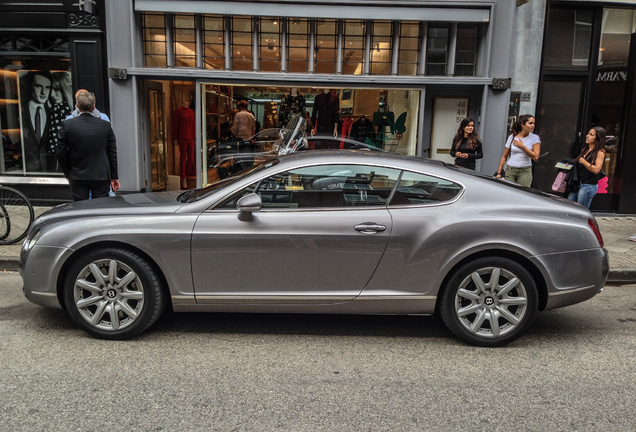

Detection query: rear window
(389, 171), (462, 205)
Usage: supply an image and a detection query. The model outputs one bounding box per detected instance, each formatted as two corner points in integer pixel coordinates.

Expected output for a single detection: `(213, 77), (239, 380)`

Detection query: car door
(191, 163), (401, 304)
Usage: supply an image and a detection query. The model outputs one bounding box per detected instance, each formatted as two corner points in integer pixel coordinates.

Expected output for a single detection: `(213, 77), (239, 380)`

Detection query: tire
(440, 257), (538, 347)
(0, 186), (34, 245)
(0, 204), (10, 241)
(63, 248), (166, 340)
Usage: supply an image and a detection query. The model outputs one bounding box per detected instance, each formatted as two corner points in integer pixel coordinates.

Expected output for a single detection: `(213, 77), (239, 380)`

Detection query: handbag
(551, 171), (567, 193)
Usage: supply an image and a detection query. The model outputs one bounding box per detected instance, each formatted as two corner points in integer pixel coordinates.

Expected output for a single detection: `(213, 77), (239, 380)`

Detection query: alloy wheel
(73, 259), (145, 331)
(454, 266), (528, 338)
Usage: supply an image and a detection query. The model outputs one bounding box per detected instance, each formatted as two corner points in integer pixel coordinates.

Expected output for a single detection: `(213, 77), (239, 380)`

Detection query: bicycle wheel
(0, 203), (10, 241)
(0, 186), (34, 245)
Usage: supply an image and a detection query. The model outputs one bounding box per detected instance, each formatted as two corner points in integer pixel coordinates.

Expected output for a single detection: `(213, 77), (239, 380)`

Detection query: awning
(134, 0), (491, 23)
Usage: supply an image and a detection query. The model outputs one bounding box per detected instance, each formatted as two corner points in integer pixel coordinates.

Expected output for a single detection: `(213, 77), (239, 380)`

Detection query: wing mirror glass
(237, 193), (262, 221)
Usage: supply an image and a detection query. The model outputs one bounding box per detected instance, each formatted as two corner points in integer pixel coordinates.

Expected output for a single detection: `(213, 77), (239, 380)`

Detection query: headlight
(27, 230), (41, 250)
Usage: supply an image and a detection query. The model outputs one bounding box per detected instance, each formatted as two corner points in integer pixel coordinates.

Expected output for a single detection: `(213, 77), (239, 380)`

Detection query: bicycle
(0, 185), (34, 245)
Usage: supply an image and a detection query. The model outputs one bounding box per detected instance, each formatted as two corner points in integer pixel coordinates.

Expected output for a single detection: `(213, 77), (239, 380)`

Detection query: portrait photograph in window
(18, 70), (73, 174)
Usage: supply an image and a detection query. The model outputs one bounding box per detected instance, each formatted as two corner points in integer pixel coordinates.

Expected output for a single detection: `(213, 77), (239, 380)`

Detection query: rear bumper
(532, 248), (608, 310)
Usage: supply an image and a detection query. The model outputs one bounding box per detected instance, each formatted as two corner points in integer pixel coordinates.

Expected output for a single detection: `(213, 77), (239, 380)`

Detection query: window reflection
(342, 20), (366, 75)
(287, 19), (309, 73)
(232, 17), (253, 70)
(426, 25), (449, 76)
(259, 18), (281, 72)
(174, 14), (196, 67)
(315, 19), (337, 74)
(143, 13), (167, 67)
(370, 21), (392, 75)
(204, 15), (225, 70)
(398, 21), (420, 76)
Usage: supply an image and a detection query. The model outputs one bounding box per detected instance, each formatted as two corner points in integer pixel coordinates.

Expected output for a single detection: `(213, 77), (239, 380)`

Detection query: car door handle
(354, 223), (386, 234)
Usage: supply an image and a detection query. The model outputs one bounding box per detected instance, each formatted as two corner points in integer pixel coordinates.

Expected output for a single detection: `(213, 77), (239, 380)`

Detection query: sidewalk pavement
(0, 208), (634, 283)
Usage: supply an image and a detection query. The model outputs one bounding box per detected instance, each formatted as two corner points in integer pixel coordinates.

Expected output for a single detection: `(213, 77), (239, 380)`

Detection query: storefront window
(370, 21), (393, 75)
(398, 21), (420, 76)
(455, 24), (478, 76)
(287, 19), (309, 73)
(426, 25), (449, 76)
(259, 18), (281, 72)
(232, 17), (253, 71)
(342, 20), (366, 75)
(591, 8), (636, 195)
(203, 15), (225, 70)
(1, 55), (72, 176)
(143, 12), (167, 67)
(315, 19), (337, 74)
(199, 84), (420, 187)
(174, 14), (196, 67)
(544, 8), (593, 70)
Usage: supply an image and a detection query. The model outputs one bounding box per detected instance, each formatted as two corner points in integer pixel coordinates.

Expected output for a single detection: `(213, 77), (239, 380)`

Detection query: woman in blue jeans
(568, 127), (606, 208)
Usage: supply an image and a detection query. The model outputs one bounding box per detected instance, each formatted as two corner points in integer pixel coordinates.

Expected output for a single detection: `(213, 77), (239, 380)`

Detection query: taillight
(588, 218), (604, 248)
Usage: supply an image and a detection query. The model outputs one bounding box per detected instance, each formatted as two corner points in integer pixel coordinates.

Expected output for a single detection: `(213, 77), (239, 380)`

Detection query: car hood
(38, 191), (186, 223)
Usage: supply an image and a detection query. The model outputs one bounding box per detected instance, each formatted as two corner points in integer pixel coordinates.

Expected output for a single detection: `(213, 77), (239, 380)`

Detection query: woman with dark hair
(450, 117), (482, 170)
(567, 127), (606, 208)
(495, 114), (541, 187)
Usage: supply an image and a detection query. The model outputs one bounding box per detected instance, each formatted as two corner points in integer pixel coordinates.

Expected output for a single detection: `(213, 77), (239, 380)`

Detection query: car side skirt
(172, 295), (437, 314)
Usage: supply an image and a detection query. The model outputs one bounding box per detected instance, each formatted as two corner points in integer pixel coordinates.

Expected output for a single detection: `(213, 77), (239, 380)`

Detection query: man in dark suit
(56, 91), (120, 201)
(20, 71), (56, 172)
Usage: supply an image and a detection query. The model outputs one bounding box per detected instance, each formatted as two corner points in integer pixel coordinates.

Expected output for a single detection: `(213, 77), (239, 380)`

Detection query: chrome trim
(207, 160), (466, 211)
(357, 295), (437, 301)
(548, 285), (596, 296)
(195, 295), (354, 301)
(172, 295), (196, 301)
(29, 291), (57, 297)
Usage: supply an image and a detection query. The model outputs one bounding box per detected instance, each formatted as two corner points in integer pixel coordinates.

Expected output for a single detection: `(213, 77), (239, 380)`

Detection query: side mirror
(236, 193), (262, 221)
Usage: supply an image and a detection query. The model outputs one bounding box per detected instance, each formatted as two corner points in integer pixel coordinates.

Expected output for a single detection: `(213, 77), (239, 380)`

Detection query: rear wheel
(63, 248), (166, 340)
(440, 257), (538, 347)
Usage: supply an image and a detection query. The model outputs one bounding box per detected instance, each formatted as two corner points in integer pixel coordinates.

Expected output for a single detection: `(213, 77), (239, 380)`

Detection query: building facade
(514, 0), (636, 213)
(104, 0), (518, 193)
(0, 0), (109, 204)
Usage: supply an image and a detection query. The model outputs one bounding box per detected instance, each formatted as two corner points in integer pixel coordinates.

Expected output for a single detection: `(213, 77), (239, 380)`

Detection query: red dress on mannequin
(172, 105), (195, 179)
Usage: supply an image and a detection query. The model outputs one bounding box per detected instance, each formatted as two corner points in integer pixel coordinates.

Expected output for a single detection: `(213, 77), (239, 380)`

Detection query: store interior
(143, 80), (420, 190)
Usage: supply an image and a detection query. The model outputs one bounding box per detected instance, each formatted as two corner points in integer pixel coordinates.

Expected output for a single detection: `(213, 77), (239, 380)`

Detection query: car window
(389, 171), (462, 206)
(215, 164), (400, 210)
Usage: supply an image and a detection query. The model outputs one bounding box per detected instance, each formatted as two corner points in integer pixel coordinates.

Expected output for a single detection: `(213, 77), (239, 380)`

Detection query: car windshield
(180, 158), (280, 203)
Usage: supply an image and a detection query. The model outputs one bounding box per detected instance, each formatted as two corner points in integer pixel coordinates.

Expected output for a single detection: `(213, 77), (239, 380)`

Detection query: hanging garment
(278, 92), (306, 127)
(311, 91), (340, 134)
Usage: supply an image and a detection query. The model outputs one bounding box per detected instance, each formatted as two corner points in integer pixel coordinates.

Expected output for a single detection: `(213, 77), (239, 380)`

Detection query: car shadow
(150, 311), (454, 340)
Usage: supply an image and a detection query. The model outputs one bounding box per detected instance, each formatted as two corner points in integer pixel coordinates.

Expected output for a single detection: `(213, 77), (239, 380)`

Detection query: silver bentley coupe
(20, 151), (608, 346)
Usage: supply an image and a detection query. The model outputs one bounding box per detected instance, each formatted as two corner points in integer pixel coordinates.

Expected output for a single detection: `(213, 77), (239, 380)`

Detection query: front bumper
(20, 243), (73, 309)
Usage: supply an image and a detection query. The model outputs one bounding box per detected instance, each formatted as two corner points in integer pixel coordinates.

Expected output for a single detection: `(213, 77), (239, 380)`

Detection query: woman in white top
(495, 115), (541, 188)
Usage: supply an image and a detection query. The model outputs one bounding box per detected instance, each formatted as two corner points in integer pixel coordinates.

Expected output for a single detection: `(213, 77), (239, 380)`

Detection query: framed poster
(430, 97), (469, 163)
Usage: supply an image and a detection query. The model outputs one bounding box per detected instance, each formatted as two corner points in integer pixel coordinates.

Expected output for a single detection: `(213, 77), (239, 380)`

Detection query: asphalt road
(1, 272), (636, 432)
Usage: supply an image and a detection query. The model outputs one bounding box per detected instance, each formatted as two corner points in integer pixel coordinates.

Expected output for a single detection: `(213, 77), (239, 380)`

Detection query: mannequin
(278, 87), (305, 128)
(311, 89), (339, 138)
(173, 96), (195, 189)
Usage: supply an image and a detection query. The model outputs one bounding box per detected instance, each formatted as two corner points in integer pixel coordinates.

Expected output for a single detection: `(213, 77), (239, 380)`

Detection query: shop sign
(597, 71), (628, 82)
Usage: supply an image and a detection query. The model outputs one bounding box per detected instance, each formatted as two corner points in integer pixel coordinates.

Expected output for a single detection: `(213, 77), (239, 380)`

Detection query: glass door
(147, 81), (167, 191)
(534, 78), (587, 193)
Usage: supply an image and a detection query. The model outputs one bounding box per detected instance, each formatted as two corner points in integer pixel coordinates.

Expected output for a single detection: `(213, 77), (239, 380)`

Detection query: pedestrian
(66, 89), (110, 121)
(495, 114), (541, 187)
(232, 100), (255, 140)
(567, 127), (606, 208)
(249, 110), (260, 134)
(56, 92), (120, 201)
(450, 117), (483, 170)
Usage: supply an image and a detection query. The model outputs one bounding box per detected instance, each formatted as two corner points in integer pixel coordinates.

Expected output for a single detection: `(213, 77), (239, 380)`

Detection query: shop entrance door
(534, 77), (587, 193)
(147, 81), (168, 191)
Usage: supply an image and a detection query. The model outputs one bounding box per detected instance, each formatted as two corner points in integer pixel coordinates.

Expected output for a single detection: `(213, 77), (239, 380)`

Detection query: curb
(606, 268), (636, 284)
(0, 258), (19, 272)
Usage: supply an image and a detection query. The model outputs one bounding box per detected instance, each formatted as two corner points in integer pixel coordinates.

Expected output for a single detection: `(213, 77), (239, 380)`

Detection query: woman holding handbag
(567, 127), (606, 208)
(495, 115), (541, 187)
(450, 117), (483, 170)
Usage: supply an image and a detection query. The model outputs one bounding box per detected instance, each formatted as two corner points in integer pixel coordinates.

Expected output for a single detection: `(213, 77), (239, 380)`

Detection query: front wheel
(63, 248), (166, 340)
(440, 257), (538, 347)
